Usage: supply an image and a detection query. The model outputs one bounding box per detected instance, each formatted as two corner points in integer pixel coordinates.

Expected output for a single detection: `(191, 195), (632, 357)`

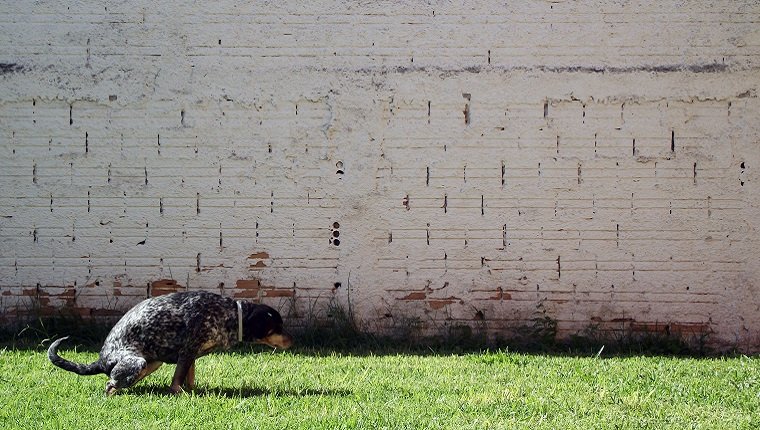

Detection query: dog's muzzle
(258, 333), (293, 349)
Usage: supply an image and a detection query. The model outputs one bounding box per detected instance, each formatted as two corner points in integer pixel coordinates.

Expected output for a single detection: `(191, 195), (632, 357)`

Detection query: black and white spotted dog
(48, 291), (292, 395)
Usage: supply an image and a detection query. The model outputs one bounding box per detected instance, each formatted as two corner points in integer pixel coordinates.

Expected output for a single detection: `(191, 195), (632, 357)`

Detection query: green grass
(1, 344), (758, 429)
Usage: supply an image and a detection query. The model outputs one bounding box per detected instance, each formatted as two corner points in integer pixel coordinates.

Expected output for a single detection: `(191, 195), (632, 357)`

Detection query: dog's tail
(47, 336), (104, 376)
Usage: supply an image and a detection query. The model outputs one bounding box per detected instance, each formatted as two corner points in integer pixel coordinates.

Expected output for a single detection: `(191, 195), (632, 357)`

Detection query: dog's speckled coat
(48, 291), (292, 395)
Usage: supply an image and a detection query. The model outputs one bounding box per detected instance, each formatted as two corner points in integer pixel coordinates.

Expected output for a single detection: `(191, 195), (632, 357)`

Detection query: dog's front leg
(184, 362), (195, 391)
(170, 356), (195, 394)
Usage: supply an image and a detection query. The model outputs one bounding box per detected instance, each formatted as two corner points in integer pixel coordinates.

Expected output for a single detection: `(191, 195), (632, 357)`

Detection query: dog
(48, 291), (292, 395)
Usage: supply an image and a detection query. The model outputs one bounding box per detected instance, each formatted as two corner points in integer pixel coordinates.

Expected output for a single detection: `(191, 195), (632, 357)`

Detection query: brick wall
(1, 1), (759, 351)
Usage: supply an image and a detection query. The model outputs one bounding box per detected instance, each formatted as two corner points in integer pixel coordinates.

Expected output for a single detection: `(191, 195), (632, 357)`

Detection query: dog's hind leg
(105, 355), (160, 396)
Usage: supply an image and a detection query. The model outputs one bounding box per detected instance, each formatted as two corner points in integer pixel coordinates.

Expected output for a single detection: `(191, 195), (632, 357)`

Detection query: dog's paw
(169, 384), (185, 395)
(105, 384), (118, 397)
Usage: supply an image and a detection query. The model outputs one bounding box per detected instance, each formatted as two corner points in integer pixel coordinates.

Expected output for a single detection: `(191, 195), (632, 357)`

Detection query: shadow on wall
(1, 290), (716, 357)
(0, 271), (721, 356)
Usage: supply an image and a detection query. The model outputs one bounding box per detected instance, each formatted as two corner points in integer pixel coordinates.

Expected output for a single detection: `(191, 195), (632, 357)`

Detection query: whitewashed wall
(1, 1), (759, 351)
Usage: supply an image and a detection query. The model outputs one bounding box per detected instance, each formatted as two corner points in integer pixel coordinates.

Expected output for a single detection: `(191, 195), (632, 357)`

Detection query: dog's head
(243, 304), (293, 349)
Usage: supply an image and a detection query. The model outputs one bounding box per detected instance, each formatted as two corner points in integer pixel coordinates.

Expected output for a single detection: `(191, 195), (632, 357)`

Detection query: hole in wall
(330, 221), (341, 246)
(462, 93), (471, 125)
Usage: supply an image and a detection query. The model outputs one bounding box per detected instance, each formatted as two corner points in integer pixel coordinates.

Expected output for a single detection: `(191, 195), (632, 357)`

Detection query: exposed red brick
(236, 279), (261, 289)
(630, 322), (669, 334)
(428, 299), (457, 310)
(248, 252), (270, 259)
(60, 287), (77, 307)
(150, 279), (182, 297)
(201, 263), (230, 272)
(400, 292), (427, 301)
(670, 322), (711, 335)
(490, 289), (511, 300)
(232, 289), (261, 300)
(249, 261), (267, 269)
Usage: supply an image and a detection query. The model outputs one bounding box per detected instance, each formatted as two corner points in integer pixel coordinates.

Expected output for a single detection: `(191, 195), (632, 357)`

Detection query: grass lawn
(1, 344), (759, 429)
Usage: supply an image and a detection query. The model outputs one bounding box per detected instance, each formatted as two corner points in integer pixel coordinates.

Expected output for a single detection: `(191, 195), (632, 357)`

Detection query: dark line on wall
(0, 62), (24, 74)
(327, 62), (738, 76)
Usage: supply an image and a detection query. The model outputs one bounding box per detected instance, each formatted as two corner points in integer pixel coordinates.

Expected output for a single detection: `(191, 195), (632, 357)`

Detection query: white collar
(236, 300), (243, 342)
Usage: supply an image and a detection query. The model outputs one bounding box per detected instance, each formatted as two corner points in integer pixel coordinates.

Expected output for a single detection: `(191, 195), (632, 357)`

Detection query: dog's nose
(278, 333), (294, 350)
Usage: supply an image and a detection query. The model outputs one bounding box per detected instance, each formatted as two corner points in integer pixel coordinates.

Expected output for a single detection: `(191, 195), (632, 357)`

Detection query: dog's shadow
(125, 384), (351, 398)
